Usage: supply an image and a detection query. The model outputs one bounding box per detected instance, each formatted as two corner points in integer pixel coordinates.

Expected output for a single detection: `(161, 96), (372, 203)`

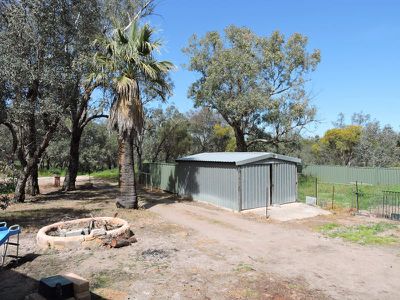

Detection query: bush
(0, 195), (10, 210)
(0, 181), (15, 195)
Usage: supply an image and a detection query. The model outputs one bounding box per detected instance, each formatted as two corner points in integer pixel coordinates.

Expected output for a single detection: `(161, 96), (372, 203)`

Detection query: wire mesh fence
(298, 175), (400, 221)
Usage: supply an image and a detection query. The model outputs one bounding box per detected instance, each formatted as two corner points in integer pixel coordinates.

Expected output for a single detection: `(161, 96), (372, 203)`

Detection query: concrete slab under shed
(243, 202), (331, 221)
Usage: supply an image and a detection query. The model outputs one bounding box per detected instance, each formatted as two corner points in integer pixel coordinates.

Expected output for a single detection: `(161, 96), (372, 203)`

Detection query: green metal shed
(175, 152), (301, 211)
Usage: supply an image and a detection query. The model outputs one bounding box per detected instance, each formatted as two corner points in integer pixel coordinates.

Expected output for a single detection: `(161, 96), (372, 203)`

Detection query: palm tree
(95, 23), (173, 208)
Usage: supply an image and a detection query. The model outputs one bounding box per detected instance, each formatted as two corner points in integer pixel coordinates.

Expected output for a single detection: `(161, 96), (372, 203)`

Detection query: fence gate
(382, 191), (400, 221)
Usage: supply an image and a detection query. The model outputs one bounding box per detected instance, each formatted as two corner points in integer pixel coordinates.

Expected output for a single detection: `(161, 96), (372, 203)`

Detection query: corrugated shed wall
(303, 165), (400, 185)
(241, 165), (270, 209)
(177, 162), (239, 210)
(272, 163), (297, 205)
(147, 161), (298, 210)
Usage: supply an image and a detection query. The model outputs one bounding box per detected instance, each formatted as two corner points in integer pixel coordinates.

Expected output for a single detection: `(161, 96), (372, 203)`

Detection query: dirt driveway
(148, 195), (400, 300)
(1, 178), (399, 299)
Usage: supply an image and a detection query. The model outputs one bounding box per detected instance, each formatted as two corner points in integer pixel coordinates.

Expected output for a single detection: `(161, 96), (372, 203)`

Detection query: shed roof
(176, 152), (301, 166)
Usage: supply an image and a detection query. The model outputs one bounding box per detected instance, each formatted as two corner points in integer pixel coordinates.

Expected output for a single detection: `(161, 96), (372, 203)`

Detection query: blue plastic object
(0, 224), (20, 244)
(0, 222), (7, 231)
(1, 223), (21, 266)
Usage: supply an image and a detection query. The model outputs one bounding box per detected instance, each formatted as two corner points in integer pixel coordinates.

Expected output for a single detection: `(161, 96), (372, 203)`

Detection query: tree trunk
(63, 128), (82, 191)
(13, 167), (30, 203)
(26, 163), (40, 196)
(116, 132), (138, 209)
(233, 126), (247, 152)
(25, 96), (39, 196)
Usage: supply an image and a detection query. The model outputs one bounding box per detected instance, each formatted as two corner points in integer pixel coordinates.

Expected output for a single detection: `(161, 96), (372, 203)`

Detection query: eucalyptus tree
(0, 0), (78, 201)
(354, 122), (400, 167)
(184, 26), (320, 151)
(95, 22), (173, 208)
(188, 108), (236, 153)
(143, 106), (192, 163)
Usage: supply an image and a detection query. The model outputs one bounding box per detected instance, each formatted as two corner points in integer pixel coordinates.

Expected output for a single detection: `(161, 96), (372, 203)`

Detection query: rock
(91, 228), (106, 237)
(62, 272), (90, 294)
(74, 291), (91, 300)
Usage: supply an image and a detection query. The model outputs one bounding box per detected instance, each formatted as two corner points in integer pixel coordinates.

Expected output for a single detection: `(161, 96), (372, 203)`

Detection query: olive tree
(0, 0), (76, 201)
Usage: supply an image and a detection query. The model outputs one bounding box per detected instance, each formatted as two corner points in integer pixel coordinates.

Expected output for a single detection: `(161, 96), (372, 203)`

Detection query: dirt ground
(1, 177), (399, 300)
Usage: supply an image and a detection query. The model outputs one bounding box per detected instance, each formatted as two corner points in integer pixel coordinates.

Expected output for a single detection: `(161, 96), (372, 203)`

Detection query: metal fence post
(315, 178), (318, 205)
(332, 184), (335, 209)
(356, 181), (359, 211)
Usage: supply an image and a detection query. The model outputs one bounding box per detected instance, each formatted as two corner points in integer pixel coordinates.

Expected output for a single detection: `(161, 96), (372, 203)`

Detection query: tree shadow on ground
(32, 184), (118, 204)
(139, 188), (193, 209)
(0, 268), (107, 300)
(1, 207), (95, 230)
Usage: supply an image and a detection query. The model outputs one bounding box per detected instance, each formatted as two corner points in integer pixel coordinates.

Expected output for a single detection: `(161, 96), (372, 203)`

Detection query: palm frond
(109, 75), (144, 135)
(94, 21), (174, 136)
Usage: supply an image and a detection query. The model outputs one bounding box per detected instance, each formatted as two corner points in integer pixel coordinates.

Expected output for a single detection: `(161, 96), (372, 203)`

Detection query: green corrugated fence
(145, 162), (177, 192)
(303, 165), (400, 185)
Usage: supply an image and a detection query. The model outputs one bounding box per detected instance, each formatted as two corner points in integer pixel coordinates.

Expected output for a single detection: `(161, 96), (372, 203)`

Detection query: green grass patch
(319, 223), (340, 231)
(91, 271), (112, 289)
(38, 168), (66, 177)
(318, 222), (399, 245)
(90, 168), (119, 181)
(234, 263), (255, 273)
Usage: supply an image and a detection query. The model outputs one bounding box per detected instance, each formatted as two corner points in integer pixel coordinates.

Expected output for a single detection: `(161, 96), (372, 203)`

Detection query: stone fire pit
(37, 217), (130, 250)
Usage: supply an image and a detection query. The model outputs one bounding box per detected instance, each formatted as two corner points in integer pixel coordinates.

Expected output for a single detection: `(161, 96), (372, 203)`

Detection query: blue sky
(147, 0), (400, 136)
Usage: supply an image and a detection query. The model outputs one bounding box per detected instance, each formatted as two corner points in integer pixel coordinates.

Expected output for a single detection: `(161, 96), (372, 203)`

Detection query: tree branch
(80, 114), (109, 129)
(124, 0), (153, 32)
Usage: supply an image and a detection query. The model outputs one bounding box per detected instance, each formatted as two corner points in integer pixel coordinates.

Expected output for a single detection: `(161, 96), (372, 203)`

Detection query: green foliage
(79, 122), (118, 172)
(0, 182), (15, 195)
(0, 127), (13, 164)
(144, 106), (192, 162)
(0, 159), (17, 199)
(313, 125), (362, 166)
(184, 26), (320, 151)
(94, 21), (174, 137)
(0, 0), (104, 200)
(0, 195), (10, 210)
(213, 124), (236, 152)
(319, 222), (399, 245)
(355, 122), (400, 167)
(42, 122), (118, 173)
(187, 108), (236, 153)
(310, 112), (400, 167)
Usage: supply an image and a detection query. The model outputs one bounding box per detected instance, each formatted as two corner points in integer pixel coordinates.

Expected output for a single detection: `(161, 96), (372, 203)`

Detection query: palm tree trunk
(116, 132), (138, 209)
